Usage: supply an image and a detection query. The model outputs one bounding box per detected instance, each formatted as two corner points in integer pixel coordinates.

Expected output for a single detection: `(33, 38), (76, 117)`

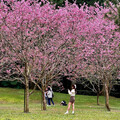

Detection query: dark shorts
(69, 96), (75, 103)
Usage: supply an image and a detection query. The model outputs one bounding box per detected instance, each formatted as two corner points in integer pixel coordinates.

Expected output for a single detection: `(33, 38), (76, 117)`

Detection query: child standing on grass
(65, 84), (76, 114)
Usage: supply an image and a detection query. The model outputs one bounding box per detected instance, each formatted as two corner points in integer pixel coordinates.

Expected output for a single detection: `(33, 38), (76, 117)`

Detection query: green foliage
(0, 81), (9, 87)
(0, 81), (23, 89)
(116, 6), (120, 26)
(106, 0), (120, 29)
(49, 0), (105, 7)
(109, 0), (120, 4)
(49, 0), (64, 7)
(76, 0), (104, 6)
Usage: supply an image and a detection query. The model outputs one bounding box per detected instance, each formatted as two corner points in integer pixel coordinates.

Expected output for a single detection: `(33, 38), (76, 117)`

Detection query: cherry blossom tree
(0, 0), (40, 112)
(0, 0), (64, 112)
(28, 2), (90, 110)
(73, 4), (120, 111)
(0, 0), (82, 111)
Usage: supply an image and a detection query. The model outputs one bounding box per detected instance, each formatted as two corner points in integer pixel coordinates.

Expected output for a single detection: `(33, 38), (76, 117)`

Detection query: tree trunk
(97, 92), (100, 105)
(24, 62), (30, 113)
(104, 83), (110, 111)
(41, 90), (46, 111)
(24, 76), (29, 113)
(97, 89), (103, 105)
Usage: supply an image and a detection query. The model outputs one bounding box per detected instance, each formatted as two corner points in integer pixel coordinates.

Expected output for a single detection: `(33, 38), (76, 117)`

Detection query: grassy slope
(0, 87), (120, 120)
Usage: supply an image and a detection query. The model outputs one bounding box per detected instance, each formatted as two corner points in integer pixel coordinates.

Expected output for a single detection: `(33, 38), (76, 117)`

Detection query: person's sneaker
(64, 111), (68, 114)
(72, 111), (74, 114)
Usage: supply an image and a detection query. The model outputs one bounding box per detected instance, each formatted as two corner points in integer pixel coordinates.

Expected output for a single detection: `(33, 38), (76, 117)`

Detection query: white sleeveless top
(68, 89), (75, 96)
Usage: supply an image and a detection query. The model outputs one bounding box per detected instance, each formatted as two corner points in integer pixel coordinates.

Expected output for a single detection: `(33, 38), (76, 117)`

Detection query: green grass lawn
(0, 88), (120, 120)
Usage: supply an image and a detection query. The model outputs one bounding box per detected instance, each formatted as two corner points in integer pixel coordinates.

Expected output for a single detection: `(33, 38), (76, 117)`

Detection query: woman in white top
(47, 87), (54, 105)
(65, 84), (76, 114)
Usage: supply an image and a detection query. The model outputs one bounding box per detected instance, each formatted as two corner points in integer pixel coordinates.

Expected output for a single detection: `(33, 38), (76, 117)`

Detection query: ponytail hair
(74, 84), (76, 89)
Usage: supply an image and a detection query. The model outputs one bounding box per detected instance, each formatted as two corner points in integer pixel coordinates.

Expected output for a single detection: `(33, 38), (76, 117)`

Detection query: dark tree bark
(104, 82), (110, 111)
(97, 92), (100, 105)
(24, 76), (29, 113)
(24, 62), (30, 113)
(41, 90), (46, 110)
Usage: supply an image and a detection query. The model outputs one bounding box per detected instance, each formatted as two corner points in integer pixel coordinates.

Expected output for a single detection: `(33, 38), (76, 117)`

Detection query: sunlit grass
(0, 87), (120, 120)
